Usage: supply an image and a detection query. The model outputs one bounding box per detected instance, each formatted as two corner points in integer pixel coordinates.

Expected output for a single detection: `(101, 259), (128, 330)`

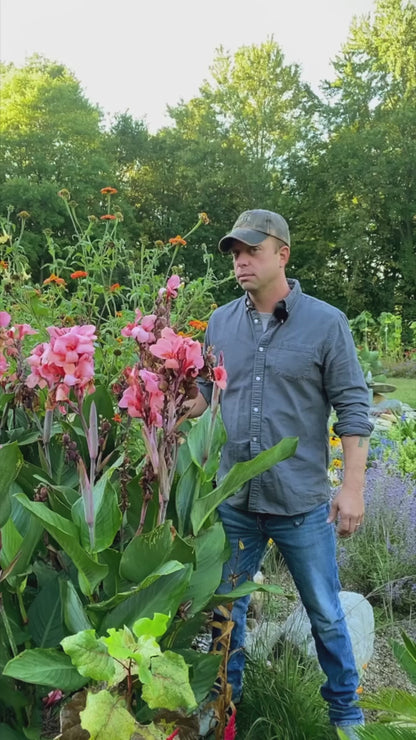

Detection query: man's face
(230, 236), (288, 294)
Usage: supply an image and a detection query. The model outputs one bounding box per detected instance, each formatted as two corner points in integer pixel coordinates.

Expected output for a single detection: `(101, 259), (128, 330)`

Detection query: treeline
(0, 0), (415, 340)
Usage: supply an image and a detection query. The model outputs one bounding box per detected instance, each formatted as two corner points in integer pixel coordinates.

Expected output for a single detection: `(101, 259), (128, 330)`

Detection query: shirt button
(253, 407), (259, 412)
(256, 376), (261, 381)
(254, 318), (259, 323)
(252, 436), (257, 441)
(259, 347), (264, 352)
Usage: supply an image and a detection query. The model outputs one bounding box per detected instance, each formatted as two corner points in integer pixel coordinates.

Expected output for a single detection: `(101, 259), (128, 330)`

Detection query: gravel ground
(361, 619), (416, 696)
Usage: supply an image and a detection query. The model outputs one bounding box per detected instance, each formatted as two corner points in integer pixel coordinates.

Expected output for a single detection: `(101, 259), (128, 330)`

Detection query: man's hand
(327, 484), (364, 537)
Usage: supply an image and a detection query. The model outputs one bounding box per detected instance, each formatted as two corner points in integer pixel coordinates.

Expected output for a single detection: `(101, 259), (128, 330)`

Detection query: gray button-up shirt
(198, 279), (373, 515)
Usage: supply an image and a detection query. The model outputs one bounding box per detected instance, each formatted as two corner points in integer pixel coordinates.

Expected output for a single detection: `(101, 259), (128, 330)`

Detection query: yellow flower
(332, 459), (343, 469)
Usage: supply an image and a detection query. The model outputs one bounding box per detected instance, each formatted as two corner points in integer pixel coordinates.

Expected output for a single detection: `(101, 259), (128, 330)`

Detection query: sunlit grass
(390, 377), (416, 408)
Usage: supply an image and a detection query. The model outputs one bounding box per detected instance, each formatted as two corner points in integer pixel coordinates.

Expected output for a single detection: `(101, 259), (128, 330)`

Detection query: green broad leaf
(0, 517), (23, 568)
(143, 651), (197, 711)
(98, 564), (193, 633)
(163, 612), (208, 650)
(61, 580), (92, 633)
(392, 632), (416, 684)
(176, 434), (192, 475)
(87, 561), (186, 616)
(175, 649), (223, 703)
(181, 523), (227, 615)
(99, 548), (122, 599)
(0, 722), (28, 740)
(83, 384), (116, 422)
(133, 613), (170, 640)
(0, 391), (15, 410)
(119, 521), (176, 583)
(72, 476), (121, 553)
(175, 462), (201, 536)
(14, 493), (108, 595)
(211, 581), (285, 604)
(48, 485), (80, 518)
(191, 438), (298, 534)
(187, 408), (227, 479)
(27, 575), (66, 647)
(80, 690), (136, 740)
(15, 460), (53, 495)
(61, 630), (115, 682)
(0, 442), (23, 528)
(3, 648), (87, 691)
(102, 625), (139, 661)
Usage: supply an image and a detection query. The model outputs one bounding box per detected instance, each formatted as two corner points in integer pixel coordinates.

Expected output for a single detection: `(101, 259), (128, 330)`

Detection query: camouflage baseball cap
(218, 209), (290, 252)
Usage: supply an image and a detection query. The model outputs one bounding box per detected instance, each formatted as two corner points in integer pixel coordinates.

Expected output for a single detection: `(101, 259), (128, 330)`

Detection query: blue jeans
(213, 501), (364, 726)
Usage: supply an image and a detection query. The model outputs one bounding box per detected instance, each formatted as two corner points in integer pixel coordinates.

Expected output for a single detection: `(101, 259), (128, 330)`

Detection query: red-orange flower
(112, 413), (122, 423)
(168, 235), (187, 246)
(100, 214), (117, 221)
(188, 319), (208, 332)
(110, 283), (121, 292)
(43, 274), (67, 287)
(115, 311), (123, 317)
(100, 187), (118, 195)
(0, 260), (8, 269)
(70, 270), (88, 279)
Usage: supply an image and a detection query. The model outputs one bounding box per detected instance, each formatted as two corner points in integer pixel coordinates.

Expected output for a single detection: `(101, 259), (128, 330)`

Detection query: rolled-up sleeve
(324, 314), (374, 438)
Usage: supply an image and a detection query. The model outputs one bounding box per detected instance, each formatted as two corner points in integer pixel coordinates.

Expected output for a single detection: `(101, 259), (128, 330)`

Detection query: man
(191, 209), (373, 739)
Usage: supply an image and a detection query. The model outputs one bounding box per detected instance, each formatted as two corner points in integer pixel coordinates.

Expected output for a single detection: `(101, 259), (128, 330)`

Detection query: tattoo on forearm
(358, 437), (367, 448)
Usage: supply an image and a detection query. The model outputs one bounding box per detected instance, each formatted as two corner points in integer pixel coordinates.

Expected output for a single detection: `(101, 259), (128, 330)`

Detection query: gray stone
(280, 591), (375, 674)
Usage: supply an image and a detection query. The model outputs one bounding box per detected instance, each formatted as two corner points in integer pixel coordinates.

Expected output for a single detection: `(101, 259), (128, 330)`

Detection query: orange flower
(115, 311), (123, 317)
(356, 686), (363, 694)
(43, 273), (67, 287)
(100, 214), (116, 221)
(112, 413), (122, 423)
(168, 235), (187, 246)
(70, 270), (88, 279)
(100, 187), (118, 195)
(110, 283), (121, 292)
(0, 260), (8, 269)
(188, 319), (208, 332)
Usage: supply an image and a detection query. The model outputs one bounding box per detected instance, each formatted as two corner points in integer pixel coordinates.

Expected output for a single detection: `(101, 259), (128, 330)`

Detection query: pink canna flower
(42, 689), (64, 708)
(150, 327), (203, 377)
(224, 708), (237, 740)
(12, 323), (37, 340)
(121, 313), (157, 344)
(213, 365), (227, 390)
(0, 353), (9, 378)
(158, 274), (182, 299)
(25, 325), (96, 404)
(119, 367), (164, 427)
(166, 274), (181, 298)
(0, 311), (11, 327)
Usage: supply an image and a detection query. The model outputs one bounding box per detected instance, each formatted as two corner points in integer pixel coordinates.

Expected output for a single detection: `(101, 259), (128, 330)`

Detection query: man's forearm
(340, 435), (370, 492)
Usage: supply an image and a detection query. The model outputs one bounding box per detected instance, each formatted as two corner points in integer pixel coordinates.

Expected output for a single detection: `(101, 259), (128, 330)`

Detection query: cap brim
(218, 228), (268, 253)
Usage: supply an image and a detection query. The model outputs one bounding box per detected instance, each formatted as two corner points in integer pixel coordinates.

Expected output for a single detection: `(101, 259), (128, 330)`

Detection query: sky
(0, 0), (376, 132)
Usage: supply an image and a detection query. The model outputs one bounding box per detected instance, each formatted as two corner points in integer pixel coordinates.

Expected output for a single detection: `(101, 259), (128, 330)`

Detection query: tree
(289, 0), (416, 328)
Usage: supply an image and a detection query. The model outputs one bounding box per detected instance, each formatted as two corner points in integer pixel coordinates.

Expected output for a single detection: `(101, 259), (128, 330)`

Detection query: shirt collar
(245, 278), (301, 313)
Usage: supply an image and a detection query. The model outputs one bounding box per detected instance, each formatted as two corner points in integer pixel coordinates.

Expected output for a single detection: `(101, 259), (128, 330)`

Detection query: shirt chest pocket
(266, 345), (315, 380)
